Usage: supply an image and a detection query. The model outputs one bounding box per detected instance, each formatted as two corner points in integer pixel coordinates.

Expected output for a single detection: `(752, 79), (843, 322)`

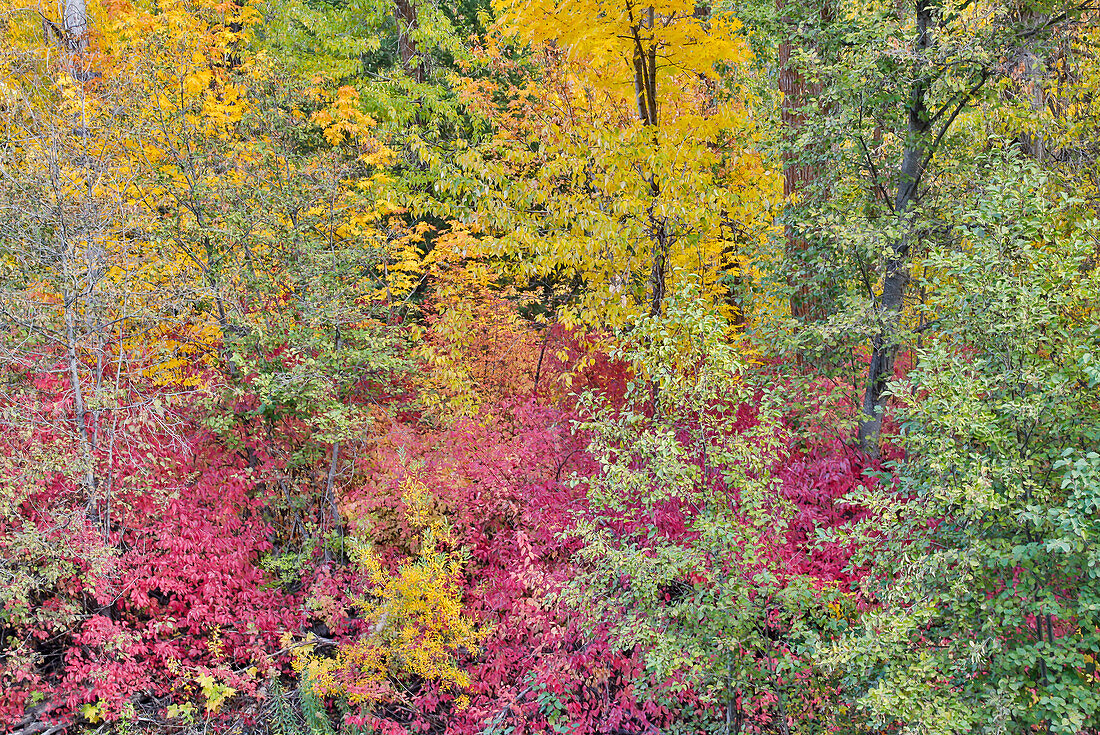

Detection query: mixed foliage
(0, 0), (1097, 734)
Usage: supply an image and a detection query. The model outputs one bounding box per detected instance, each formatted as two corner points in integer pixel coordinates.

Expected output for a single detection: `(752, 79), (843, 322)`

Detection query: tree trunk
(51, 62), (104, 524)
(858, 0), (931, 454)
(631, 5), (658, 127)
(778, 0), (831, 320)
(62, 0), (87, 50)
(648, 223), (668, 317)
(323, 326), (344, 562)
(394, 0), (424, 83)
(1008, 8), (1051, 161)
(630, 5), (666, 314)
(65, 296), (98, 512)
(322, 440), (342, 561)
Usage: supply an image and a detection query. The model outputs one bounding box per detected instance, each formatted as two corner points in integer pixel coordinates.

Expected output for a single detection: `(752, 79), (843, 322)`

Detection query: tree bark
(394, 0), (424, 83)
(629, 4), (667, 315)
(778, 0), (831, 320)
(64, 294), (98, 510)
(1008, 8), (1051, 161)
(858, 0), (931, 454)
(322, 440), (342, 561)
(648, 222), (669, 317)
(62, 0), (87, 50)
(631, 5), (658, 127)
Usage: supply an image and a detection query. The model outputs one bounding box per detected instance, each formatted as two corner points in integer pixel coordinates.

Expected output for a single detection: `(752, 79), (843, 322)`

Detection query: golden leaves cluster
(295, 472), (481, 708)
(454, 1), (780, 327)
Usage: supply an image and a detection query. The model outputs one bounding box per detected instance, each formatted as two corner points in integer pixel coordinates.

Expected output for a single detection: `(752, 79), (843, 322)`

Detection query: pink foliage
(1, 330), (891, 734)
(0, 363), (301, 728)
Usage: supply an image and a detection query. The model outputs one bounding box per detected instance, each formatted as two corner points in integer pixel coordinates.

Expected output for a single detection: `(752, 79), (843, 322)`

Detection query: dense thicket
(0, 0), (1097, 734)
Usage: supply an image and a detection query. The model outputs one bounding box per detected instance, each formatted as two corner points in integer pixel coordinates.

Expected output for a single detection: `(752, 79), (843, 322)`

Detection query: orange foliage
(414, 256), (540, 423)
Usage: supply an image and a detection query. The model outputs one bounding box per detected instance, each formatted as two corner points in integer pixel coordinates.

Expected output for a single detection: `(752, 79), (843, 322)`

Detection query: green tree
(567, 287), (844, 731)
(259, 0), (491, 211)
(820, 151), (1100, 734)
(739, 0), (1094, 451)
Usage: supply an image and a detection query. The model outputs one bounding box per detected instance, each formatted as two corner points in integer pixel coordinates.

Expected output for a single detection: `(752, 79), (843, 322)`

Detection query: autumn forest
(1, 0), (1098, 733)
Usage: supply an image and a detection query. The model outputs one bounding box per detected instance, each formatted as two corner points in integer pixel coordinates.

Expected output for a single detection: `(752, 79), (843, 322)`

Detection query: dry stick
(323, 440), (341, 562)
(533, 323), (553, 398)
(11, 723), (67, 735)
(323, 326), (343, 562)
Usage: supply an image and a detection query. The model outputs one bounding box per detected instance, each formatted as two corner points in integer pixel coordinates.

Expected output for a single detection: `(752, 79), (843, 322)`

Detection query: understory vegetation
(1, 0), (1098, 733)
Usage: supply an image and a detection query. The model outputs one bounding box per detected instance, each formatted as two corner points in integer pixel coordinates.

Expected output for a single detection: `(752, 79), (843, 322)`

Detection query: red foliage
(0, 364), (301, 728)
(1, 316), (890, 734)
(777, 440), (875, 583)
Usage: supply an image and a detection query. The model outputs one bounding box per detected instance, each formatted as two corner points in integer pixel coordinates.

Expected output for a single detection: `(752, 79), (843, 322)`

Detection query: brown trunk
(778, 0), (831, 320)
(858, 0), (931, 454)
(394, 0), (424, 83)
(631, 5), (658, 127)
(1009, 8), (1051, 161)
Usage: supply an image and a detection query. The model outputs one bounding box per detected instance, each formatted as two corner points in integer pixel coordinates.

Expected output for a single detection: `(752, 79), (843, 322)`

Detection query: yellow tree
(102, 0), (418, 551)
(1, 0), (416, 548)
(452, 0), (777, 325)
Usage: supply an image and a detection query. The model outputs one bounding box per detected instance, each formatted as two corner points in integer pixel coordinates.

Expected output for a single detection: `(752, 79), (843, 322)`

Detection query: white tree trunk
(62, 0), (87, 49)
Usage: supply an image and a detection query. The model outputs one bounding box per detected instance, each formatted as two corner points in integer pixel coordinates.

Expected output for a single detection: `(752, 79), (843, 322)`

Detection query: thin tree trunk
(775, 686), (791, 735)
(322, 441), (342, 562)
(858, 0), (931, 454)
(50, 66), (103, 523)
(65, 298), (97, 510)
(648, 222), (668, 317)
(323, 326), (344, 562)
(533, 323), (552, 397)
(631, 5), (657, 127)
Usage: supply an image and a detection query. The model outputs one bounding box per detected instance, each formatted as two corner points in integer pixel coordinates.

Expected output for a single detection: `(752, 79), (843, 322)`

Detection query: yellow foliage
(495, 0), (749, 95)
(414, 245), (540, 422)
(196, 671), (237, 713)
(312, 85), (378, 147)
(458, 3), (780, 327)
(0, 0), (271, 384)
(293, 473), (481, 707)
(0, 0), (464, 396)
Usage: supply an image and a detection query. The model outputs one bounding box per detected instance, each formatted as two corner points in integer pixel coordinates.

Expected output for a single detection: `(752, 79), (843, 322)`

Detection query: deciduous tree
(452, 0), (776, 326)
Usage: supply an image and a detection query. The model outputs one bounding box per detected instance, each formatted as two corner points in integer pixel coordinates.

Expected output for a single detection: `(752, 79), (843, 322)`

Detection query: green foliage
(267, 678), (305, 735)
(3, 0), (1100, 730)
(259, 0), (484, 83)
(258, 0), (491, 213)
(748, 0), (1096, 448)
(300, 671), (338, 735)
(822, 150), (1100, 734)
(567, 285), (839, 727)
